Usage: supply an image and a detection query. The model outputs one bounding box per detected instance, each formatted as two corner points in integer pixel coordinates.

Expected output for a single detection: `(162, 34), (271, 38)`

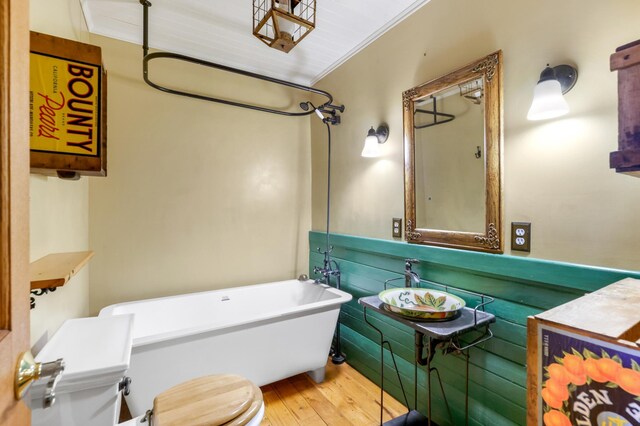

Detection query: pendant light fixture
(253, 0), (316, 53)
(527, 64), (578, 121)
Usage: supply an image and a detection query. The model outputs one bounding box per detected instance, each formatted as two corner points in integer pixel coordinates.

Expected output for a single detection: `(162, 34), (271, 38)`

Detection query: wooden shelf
(30, 251), (94, 290)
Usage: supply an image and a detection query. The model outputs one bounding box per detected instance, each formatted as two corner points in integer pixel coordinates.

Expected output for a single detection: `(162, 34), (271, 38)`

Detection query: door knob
(15, 351), (65, 408)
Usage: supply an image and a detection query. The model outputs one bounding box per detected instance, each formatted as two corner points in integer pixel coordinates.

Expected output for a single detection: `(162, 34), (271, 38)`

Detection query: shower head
(300, 101), (326, 121)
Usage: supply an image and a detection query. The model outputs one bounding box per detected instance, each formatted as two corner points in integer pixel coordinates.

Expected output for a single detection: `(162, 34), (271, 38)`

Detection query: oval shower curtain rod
(139, 0), (344, 117)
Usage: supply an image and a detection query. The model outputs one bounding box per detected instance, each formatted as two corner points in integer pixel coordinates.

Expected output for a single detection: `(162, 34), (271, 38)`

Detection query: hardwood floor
(260, 360), (407, 425)
(120, 360), (407, 425)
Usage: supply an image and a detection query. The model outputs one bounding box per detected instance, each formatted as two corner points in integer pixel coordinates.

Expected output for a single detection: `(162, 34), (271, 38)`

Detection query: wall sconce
(527, 64), (578, 121)
(361, 124), (389, 158)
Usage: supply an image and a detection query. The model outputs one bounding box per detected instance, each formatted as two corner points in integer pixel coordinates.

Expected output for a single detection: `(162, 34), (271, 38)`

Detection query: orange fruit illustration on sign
(616, 367), (640, 396)
(596, 357), (622, 382)
(563, 354), (585, 376)
(545, 378), (569, 401)
(543, 409), (571, 426)
(541, 334), (640, 426)
(541, 388), (563, 409)
(561, 353), (586, 385)
(584, 357), (607, 383)
(547, 363), (571, 386)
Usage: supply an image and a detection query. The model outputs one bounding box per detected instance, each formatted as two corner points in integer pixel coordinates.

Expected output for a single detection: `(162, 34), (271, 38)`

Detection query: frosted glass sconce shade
(527, 64), (578, 121)
(527, 79), (569, 120)
(361, 133), (381, 157)
(361, 124), (389, 158)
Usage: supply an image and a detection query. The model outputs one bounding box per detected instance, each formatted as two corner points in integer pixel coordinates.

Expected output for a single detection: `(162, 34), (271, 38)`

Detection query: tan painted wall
(30, 0), (640, 336)
(30, 0), (312, 334)
(29, 0), (91, 350)
(87, 36), (311, 313)
(312, 0), (640, 270)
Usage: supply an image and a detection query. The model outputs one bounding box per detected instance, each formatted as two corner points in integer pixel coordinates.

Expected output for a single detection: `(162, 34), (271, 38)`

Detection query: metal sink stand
(359, 278), (495, 426)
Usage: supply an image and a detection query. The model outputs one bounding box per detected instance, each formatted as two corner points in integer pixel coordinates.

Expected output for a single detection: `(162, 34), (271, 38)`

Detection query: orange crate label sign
(29, 52), (101, 157)
(539, 325), (640, 426)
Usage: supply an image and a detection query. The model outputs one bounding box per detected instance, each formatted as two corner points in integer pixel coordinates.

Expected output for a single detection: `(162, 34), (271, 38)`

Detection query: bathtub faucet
(313, 265), (341, 284)
(313, 245), (341, 285)
(404, 258), (421, 288)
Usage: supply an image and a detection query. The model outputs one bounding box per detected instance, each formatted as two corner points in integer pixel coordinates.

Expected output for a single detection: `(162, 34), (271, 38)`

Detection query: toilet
(30, 315), (265, 426)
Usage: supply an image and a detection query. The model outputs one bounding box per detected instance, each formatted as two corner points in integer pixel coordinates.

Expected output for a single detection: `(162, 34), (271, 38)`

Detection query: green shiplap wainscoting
(308, 232), (640, 426)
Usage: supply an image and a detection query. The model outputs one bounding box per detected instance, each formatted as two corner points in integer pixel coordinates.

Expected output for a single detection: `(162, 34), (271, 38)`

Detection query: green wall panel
(309, 232), (640, 426)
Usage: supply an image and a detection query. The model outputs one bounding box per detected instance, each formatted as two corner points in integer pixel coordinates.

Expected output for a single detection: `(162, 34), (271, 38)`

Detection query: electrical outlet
(392, 218), (402, 238)
(511, 222), (531, 252)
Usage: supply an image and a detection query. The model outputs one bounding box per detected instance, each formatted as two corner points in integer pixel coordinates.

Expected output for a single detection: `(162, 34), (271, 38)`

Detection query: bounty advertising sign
(30, 54), (100, 156)
(29, 32), (107, 178)
(539, 325), (640, 426)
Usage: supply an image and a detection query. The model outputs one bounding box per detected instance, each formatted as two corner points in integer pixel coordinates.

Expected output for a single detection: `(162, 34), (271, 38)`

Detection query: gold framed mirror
(403, 51), (503, 253)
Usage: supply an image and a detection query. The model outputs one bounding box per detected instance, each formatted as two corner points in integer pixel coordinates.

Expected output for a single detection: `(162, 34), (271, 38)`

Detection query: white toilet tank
(31, 315), (134, 426)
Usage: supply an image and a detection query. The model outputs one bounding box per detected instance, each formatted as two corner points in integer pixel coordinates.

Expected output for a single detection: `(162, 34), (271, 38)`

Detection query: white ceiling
(80, 0), (430, 85)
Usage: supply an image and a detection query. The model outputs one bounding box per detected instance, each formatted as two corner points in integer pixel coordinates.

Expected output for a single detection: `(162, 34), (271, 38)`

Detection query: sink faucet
(404, 258), (421, 287)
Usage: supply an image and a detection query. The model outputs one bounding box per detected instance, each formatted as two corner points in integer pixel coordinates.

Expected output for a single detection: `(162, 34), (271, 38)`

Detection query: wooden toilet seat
(222, 383), (263, 426)
(152, 374), (263, 426)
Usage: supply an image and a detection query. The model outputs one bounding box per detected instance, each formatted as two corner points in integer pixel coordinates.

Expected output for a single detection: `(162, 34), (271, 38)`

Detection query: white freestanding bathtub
(99, 279), (352, 416)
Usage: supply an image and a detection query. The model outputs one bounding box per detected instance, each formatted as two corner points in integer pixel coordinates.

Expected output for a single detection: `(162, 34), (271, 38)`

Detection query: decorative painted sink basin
(378, 288), (465, 321)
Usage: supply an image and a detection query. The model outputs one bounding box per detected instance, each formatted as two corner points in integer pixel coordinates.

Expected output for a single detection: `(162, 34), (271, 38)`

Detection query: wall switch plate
(392, 218), (402, 238)
(511, 222), (531, 252)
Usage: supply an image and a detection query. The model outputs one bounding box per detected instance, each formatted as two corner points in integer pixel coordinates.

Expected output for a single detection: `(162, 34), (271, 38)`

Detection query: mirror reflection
(414, 77), (486, 233)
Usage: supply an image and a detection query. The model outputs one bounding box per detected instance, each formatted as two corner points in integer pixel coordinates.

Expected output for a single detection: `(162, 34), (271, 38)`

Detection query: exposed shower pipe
(308, 107), (345, 364)
(139, 0), (344, 117)
(303, 101), (338, 278)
